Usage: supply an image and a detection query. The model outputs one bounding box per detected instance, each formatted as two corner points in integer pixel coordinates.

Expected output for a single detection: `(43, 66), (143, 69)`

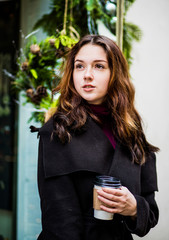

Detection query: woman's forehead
(74, 44), (108, 62)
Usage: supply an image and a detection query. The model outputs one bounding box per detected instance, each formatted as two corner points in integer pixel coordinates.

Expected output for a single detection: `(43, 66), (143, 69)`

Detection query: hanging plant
(10, 0), (79, 124)
(33, 0), (142, 65)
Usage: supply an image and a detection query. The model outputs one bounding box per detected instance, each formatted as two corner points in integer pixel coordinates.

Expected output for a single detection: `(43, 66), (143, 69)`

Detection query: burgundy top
(89, 104), (116, 149)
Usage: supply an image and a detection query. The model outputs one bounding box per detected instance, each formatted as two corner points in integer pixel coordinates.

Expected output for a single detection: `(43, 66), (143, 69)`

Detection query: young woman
(37, 35), (159, 240)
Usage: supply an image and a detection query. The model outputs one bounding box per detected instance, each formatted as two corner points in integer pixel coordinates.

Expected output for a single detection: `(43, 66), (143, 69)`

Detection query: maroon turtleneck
(89, 104), (116, 149)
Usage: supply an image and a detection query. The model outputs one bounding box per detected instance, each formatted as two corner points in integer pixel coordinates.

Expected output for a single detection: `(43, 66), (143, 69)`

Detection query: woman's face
(73, 44), (111, 105)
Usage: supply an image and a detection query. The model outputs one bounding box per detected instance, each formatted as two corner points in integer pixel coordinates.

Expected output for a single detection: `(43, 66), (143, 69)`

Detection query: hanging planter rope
(62, 0), (68, 35)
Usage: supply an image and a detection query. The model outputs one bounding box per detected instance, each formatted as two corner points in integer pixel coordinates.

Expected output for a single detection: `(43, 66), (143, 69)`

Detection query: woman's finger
(100, 204), (119, 214)
(97, 191), (121, 204)
(97, 187), (124, 202)
(102, 187), (123, 196)
(97, 195), (119, 208)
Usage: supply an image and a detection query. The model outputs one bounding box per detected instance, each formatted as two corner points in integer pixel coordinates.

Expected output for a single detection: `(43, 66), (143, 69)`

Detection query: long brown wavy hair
(52, 35), (159, 164)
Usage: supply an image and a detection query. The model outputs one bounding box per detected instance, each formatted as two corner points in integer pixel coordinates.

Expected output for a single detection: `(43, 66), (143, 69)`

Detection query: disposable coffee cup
(93, 175), (122, 220)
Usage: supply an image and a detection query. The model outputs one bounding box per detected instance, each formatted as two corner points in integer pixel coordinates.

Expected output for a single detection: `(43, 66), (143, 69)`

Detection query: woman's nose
(83, 66), (94, 80)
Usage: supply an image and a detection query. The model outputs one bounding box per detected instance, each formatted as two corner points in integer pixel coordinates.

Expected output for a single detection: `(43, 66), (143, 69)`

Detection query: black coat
(37, 117), (159, 240)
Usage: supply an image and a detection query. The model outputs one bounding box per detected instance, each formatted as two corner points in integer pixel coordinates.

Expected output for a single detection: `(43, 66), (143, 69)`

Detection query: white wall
(126, 0), (169, 239)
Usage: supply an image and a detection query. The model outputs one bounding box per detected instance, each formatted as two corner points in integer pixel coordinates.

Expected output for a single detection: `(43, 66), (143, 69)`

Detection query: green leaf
(30, 69), (38, 79)
(28, 52), (35, 62)
(86, 0), (95, 11)
(60, 35), (68, 46)
(55, 38), (60, 49)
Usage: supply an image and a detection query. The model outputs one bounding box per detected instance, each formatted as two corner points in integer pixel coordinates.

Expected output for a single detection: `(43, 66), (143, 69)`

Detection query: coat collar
(39, 117), (117, 178)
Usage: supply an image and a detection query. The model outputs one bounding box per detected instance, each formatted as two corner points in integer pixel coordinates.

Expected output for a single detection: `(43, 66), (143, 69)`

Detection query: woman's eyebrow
(74, 59), (108, 63)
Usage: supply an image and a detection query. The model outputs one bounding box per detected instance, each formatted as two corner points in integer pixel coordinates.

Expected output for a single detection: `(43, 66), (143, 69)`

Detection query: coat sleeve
(124, 152), (159, 237)
(37, 136), (84, 240)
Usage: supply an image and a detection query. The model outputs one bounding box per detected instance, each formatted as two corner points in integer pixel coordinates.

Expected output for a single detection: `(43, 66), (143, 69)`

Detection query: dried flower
(28, 86), (47, 104)
(21, 60), (29, 71)
(36, 85), (47, 97)
(30, 44), (40, 54)
(49, 38), (56, 46)
(26, 88), (34, 98)
(26, 86), (47, 104)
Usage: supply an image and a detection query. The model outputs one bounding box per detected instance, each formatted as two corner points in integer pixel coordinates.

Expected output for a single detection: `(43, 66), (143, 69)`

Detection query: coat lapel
(107, 142), (141, 194)
(40, 117), (115, 178)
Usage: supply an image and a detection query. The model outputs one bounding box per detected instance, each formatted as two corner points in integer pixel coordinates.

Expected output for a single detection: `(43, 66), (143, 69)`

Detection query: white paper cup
(93, 176), (122, 220)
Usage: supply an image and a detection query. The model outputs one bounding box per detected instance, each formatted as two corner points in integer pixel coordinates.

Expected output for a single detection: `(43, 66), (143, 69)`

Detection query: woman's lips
(82, 84), (95, 91)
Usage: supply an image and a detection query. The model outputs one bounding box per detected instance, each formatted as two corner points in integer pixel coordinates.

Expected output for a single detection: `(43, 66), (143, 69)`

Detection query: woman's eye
(75, 64), (84, 69)
(95, 64), (104, 69)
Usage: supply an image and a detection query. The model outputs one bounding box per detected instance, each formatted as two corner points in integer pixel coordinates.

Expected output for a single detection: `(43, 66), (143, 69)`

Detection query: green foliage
(34, 0), (86, 36)
(124, 0), (136, 12)
(123, 0), (142, 64)
(33, 0), (142, 65)
(12, 32), (78, 124)
(123, 21), (142, 65)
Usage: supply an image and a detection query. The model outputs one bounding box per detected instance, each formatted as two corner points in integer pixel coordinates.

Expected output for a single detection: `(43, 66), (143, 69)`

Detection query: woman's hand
(97, 186), (137, 217)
